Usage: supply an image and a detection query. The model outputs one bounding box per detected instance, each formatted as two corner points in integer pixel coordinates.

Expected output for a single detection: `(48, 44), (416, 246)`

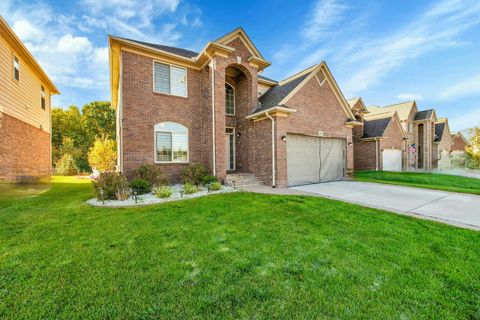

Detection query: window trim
(226, 126), (236, 170)
(13, 55), (19, 82)
(154, 121), (189, 164)
(225, 82), (235, 116)
(41, 85), (46, 110)
(152, 60), (188, 98)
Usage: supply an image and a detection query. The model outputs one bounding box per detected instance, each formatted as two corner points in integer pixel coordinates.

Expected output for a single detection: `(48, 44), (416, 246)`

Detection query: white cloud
(449, 108), (480, 132)
(302, 0), (348, 41)
(395, 93), (425, 101)
(438, 74), (480, 101)
(12, 20), (44, 42)
(56, 34), (93, 54)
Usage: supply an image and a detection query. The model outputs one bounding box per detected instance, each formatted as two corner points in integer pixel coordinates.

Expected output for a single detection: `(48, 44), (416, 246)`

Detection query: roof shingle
(362, 117), (392, 138)
(435, 123), (445, 142)
(255, 73), (309, 112)
(116, 36), (199, 58)
(414, 109), (434, 121)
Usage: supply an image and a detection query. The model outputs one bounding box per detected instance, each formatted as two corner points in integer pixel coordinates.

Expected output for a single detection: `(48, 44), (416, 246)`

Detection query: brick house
(348, 97), (406, 171)
(109, 28), (360, 187)
(433, 118), (452, 170)
(451, 132), (469, 152)
(366, 101), (439, 171)
(0, 16), (59, 180)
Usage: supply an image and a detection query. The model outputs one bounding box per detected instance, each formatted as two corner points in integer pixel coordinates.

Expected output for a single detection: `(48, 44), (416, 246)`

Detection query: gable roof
(256, 62), (355, 120)
(414, 109), (434, 121)
(258, 74), (277, 84)
(215, 27), (264, 59)
(367, 101), (416, 121)
(435, 123), (445, 142)
(114, 36), (198, 58)
(452, 132), (470, 146)
(362, 117), (392, 138)
(0, 16), (59, 94)
(347, 97), (368, 113)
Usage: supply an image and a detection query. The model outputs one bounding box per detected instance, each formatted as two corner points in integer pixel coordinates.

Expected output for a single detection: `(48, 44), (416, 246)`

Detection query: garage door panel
(320, 138), (345, 182)
(382, 149), (402, 171)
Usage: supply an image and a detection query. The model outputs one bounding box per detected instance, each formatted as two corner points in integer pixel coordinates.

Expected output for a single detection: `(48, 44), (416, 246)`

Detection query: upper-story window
(153, 61), (187, 97)
(41, 85), (46, 110)
(225, 83), (235, 115)
(154, 121), (188, 163)
(13, 56), (19, 81)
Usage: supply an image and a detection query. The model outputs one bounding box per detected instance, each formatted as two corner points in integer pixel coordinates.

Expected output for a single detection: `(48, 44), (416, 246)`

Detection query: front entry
(226, 127), (235, 171)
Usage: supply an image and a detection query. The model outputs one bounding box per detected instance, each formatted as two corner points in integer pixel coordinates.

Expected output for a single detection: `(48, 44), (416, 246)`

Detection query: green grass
(355, 170), (480, 195)
(0, 180), (50, 207)
(1, 177), (480, 319)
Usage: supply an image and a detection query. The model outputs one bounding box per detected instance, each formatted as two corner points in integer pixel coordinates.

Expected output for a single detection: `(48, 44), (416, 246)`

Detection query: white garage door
(382, 149), (402, 171)
(287, 134), (345, 186)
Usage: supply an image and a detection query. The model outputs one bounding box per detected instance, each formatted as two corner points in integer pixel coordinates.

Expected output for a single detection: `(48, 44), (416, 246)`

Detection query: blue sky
(1, 0), (479, 132)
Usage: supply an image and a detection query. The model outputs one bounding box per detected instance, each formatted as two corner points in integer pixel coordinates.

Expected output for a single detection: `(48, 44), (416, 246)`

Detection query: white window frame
(152, 60), (188, 98)
(226, 127), (235, 170)
(154, 121), (189, 164)
(225, 83), (235, 116)
(13, 56), (19, 81)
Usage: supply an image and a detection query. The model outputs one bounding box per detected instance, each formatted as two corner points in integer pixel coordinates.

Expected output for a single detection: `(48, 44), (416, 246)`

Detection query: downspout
(207, 55), (216, 176)
(375, 139), (379, 171)
(265, 112), (276, 187)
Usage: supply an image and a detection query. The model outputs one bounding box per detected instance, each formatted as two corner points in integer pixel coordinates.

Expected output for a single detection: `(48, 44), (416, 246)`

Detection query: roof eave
(245, 106), (296, 120)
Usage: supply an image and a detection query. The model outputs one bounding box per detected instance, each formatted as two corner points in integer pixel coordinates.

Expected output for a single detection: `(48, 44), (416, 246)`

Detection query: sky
(1, 0), (479, 132)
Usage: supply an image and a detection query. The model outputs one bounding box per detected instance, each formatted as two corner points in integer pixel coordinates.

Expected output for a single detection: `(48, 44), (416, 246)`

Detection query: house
(0, 16), (59, 180)
(349, 101), (406, 171)
(451, 132), (470, 167)
(433, 118), (452, 170)
(109, 28), (360, 187)
(367, 101), (438, 171)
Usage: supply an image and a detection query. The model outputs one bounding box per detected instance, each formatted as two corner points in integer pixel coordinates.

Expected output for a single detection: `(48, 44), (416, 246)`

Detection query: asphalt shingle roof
(255, 74), (309, 112)
(435, 123), (445, 142)
(258, 75), (277, 83)
(117, 37), (199, 58)
(414, 109), (434, 121)
(362, 117), (391, 138)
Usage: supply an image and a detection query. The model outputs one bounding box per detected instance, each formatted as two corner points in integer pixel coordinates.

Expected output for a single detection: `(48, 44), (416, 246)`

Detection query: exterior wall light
(281, 135), (287, 142)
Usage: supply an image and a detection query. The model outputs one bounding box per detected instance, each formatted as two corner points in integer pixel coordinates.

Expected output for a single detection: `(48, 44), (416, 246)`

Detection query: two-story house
(0, 16), (59, 180)
(109, 28), (360, 187)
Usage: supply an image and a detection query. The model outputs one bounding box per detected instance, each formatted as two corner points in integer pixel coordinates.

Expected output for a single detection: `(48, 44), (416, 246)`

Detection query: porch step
(225, 172), (263, 188)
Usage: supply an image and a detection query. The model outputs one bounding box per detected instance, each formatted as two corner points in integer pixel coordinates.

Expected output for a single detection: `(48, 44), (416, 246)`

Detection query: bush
(55, 153), (78, 176)
(208, 181), (222, 191)
(88, 138), (117, 172)
(183, 183), (198, 195)
(202, 175), (218, 186)
(129, 178), (151, 195)
(181, 164), (209, 186)
(134, 164), (168, 187)
(154, 186), (173, 199)
(93, 172), (128, 200)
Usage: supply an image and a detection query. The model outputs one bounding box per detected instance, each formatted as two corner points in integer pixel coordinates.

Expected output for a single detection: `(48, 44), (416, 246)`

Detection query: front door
(226, 127), (235, 171)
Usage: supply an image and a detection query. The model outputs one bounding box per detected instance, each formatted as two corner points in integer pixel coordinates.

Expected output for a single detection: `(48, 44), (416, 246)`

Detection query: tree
(88, 138), (117, 172)
(82, 101), (116, 141)
(55, 154), (78, 176)
(465, 126), (480, 169)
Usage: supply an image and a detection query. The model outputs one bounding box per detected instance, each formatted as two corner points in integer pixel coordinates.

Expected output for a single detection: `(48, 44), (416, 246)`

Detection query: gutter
(265, 112), (276, 187)
(375, 138), (380, 171)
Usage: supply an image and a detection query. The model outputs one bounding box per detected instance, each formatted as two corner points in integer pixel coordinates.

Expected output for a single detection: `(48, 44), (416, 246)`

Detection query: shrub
(154, 186), (173, 199)
(88, 138), (117, 172)
(93, 172), (128, 200)
(134, 164), (168, 187)
(208, 181), (222, 192)
(183, 183), (198, 195)
(181, 164), (209, 186)
(55, 153), (78, 176)
(129, 178), (151, 195)
(202, 175), (218, 186)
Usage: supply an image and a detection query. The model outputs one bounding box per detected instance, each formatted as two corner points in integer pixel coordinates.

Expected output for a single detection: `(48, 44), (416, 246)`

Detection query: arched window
(154, 122), (188, 163)
(225, 83), (235, 115)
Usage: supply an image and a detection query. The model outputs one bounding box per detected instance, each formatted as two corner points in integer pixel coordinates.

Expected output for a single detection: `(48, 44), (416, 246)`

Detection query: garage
(382, 149), (402, 171)
(287, 134), (346, 186)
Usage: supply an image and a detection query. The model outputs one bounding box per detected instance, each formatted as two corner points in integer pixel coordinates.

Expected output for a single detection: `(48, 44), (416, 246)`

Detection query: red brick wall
(274, 72), (353, 187)
(379, 117), (404, 170)
(0, 112), (50, 180)
(452, 135), (467, 152)
(354, 140), (377, 171)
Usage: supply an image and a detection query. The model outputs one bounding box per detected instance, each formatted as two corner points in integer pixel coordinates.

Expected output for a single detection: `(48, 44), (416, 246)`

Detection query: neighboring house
(367, 101), (438, 171)
(0, 16), (59, 180)
(109, 28), (360, 187)
(451, 132), (470, 167)
(433, 118), (452, 170)
(350, 107), (406, 171)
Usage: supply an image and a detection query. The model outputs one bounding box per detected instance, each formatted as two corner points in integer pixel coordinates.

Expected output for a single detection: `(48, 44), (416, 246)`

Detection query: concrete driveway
(290, 181), (480, 230)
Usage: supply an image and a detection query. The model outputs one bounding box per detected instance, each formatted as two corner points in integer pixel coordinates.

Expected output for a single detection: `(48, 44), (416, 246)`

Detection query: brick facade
(0, 112), (50, 180)
(119, 33), (354, 187)
(452, 134), (468, 152)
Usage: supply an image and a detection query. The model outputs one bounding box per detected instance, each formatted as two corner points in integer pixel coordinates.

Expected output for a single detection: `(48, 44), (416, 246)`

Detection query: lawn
(355, 170), (480, 195)
(1, 177), (480, 319)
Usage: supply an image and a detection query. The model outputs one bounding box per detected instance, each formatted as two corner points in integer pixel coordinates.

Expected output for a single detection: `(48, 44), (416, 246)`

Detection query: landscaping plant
(87, 138), (117, 172)
(202, 174), (218, 186)
(181, 164), (209, 186)
(55, 153), (79, 176)
(154, 186), (173, 199)
(93, 172), (128, 200)
(128, 178), (151, 195)
(208, 181), (222, 192)
(134, 164), (168, 187)
(183, 182), (198, 194)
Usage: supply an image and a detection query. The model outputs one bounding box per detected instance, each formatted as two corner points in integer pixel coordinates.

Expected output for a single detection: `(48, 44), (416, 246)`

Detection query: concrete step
(225, 172), (263, 187)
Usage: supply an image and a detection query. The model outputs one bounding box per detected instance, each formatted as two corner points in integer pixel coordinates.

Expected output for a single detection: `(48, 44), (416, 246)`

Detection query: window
(154, 122), (188, 163)
(41, 86), (46, 110)
(225, 83), (235, 115)
(408, 123), (413, 133)
(13, 56), (19, 81)
(153, 62), (187, 97)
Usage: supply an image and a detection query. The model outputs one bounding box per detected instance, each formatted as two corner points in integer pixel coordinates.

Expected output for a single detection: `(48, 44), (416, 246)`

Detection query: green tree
(82, 101), (116, 141)
(55, 153), (78, 176)
(88, 138), (117, 172)
(465, 126), (480, 168)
